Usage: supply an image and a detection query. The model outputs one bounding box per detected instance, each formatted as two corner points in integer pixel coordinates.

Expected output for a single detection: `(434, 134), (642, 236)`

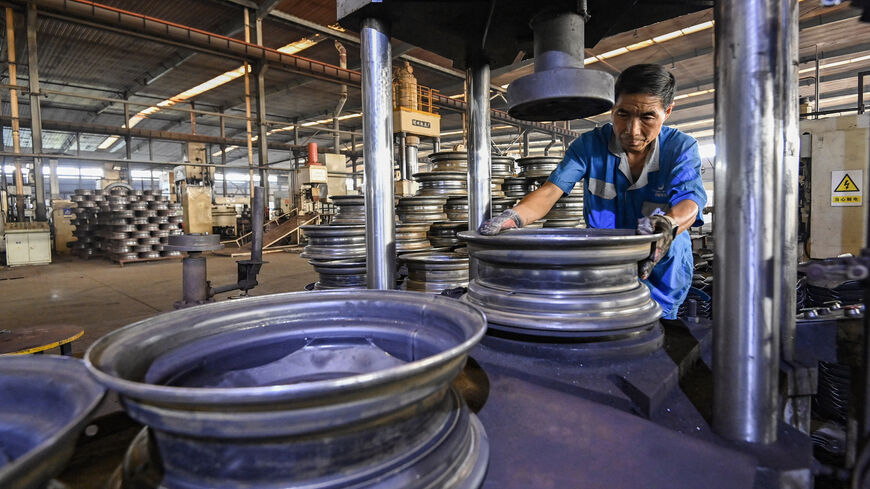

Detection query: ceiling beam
(256, 0), (282, 20)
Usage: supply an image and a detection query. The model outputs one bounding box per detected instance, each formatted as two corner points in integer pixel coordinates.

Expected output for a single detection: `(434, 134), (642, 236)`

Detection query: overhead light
(585, 20), (714, 65)
(327, 23), (346, 33)
(674, 88), (715, 101)
(799, 54), (870, 74)
(672, 117), (714, 129)
(96, 37), (320, 150)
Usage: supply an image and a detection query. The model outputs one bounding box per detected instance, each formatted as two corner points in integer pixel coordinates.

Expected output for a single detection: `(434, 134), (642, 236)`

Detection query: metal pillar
(712, 0), (784, 444)
(48, 158), (59, 199)
(255, 61), (271, 202)
(398, 132), (407, 180)
(26, 4), (46, 221)
(251, 186), (265, 264)
(123, 97), (132, 183)
(220, 110), (228, 196)
(466, 56), (492, 236)
(433, 137), (441, 153)
(360, 17), (396, 290)
(522, 130), (530, 157)
(242, 8), (255, 198)
(406, 135), (419, 178)
(779, 0), (800, 364)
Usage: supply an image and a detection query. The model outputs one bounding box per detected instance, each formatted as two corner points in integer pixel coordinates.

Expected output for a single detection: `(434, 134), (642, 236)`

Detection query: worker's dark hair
(614, 64), (676, 108)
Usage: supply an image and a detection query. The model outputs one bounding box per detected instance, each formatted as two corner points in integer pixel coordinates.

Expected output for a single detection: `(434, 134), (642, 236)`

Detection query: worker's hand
(479, 209), (523, 235)
(637, 214), (678, 280)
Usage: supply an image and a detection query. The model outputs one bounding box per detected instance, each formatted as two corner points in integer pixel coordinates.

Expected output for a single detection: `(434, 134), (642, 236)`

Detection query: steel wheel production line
(2, 1), (870, 489)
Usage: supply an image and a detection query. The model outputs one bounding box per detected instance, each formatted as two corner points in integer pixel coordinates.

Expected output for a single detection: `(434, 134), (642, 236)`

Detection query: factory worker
(480, 64), (707, 320)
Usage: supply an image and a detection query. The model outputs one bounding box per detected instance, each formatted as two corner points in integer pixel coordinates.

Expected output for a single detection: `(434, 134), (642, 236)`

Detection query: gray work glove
(637, 214), (678, 280)
(478, 209), (523, 235)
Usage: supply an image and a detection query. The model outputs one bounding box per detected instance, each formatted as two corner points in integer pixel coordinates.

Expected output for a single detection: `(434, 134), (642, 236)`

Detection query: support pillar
(26, 4), (46, 221)
(255, 61), (270, 203)
(466, 56), (492, 237)
(49, 158), (59, 200)
(360, 17), (396, 290)
(713, 0), (786, 444)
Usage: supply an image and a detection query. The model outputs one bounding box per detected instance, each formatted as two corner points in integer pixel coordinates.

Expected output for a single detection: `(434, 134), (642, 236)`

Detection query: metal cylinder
(301, 224), (367, 260)
(490, 155), (515, 178)
(86, 291), (490, 489)
(466, 59), (492, 240)
(502, 177), (530, 198)
(428, 221), (469, 248)
(401, 252), (470, 293)
(396, 196), (447, 223)
(406, 140), (419, 178)
(517, 156), (561, 179)
(458, 229), (661, 340)
(414, 171), (468, 196)
(309, 258), (367, 289)
(430, 151), (468, 172)
(251, 186), (265, 264)
(445, 196), (469, 222)
(779, 0), (800, 364)
(396, 223), (431, 253)
(532, 11), (585, 71)
(713, 0), (783, 444)
(181, 255), (209, 305)
(330, 195), (366, 225)
(361, 17), (396, 290)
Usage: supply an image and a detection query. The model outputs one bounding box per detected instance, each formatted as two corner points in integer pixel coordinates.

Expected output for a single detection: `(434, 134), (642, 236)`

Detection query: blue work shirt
(547, 123), (707, 319)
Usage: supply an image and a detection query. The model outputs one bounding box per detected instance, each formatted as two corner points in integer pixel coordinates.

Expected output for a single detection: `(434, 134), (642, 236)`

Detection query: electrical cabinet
(5, 229), (52, 266)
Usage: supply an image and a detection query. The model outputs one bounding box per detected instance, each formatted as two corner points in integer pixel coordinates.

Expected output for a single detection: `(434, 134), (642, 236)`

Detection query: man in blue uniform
(480, 64), (707, 319)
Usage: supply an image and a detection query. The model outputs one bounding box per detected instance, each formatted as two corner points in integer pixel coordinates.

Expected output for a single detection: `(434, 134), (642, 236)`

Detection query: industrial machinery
(799, 114), (869, 259)
(294, 142), (329, 214)
(393, 62), (441, 196)
(174, 142), (215, 235)
(166, 187), (266, 309)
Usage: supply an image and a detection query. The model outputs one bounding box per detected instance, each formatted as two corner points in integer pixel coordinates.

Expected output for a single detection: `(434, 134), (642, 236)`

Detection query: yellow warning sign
(835, 174), (860, 192)
(831, 170), (863, 207)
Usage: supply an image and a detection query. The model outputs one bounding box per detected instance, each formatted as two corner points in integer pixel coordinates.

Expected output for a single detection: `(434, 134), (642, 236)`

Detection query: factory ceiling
(0, 0), (867, 171)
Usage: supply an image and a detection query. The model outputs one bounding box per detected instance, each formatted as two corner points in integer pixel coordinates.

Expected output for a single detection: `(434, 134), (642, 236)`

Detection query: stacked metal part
(70, 188), (183, 262)
(69, 189), (104, 257)
(301, 224), (367, 289)
(400, 251), (470, 293)
(490, 155), (514, 198)
(458, 228), (663, 351)
(329, 195), (367, 225)
(515, 155), (584, 228)
(543, 194), (585, 228)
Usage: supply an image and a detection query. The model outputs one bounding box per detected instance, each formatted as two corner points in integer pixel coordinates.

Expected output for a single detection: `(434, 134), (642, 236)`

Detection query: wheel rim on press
(457, 228), (662, 341)
(85, 290), (490, 489)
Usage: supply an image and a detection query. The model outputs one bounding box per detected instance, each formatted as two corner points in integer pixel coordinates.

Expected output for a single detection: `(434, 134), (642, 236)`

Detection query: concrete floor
(1, 250), (319, 489)
(0, 249), (318, 356)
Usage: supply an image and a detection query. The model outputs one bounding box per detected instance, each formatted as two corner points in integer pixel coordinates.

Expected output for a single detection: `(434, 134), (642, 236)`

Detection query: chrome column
(713, 0), (785, 443)
(361, 17), (396, 289)
(466, 58), (492, 236)
(779, 0), (800, 364)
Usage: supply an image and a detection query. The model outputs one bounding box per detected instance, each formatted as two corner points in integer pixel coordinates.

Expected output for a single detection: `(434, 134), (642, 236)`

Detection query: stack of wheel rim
(400, 251), (470, 293)
(300, 224), (367, 290)
(70, 189), (104, 257)
(514, 155), (585, 228)
(70, 188), (184, 262)
(329, 195), (366, 225)
(543, 194), (585, 228)
(490, 155), (515, 198)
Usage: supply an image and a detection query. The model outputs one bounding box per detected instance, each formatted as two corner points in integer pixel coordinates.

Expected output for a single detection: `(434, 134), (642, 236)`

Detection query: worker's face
(611, 93), (673, 153)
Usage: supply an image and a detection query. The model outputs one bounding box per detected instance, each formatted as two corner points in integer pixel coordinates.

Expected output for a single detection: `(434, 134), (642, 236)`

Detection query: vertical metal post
(242, 8), (255, 198)
(406, 136), (419, 178)
(124, 98), (132, 183)
(814, 51), (820, 118)
(433, 137), (441, 153)
(26, 4), (46, 221)
(522, 130), (530, 157)
(6, 7), (24, 221)
(713, 0), (782, 444)
(48, 158), (59, 199)
(251, 186), (265, 264)
(466, 56), (492, 235)
(255, 61), (270, 203)
(361, 17), (396, 290)
(779, 0), (800, 363)
(398, 132), (407, 180)
(219, 110), (228, 197)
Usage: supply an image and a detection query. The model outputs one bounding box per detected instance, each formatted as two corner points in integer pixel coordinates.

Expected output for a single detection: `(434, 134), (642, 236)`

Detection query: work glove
(478, 209), (523, 235)
(637, 213), (678, 280)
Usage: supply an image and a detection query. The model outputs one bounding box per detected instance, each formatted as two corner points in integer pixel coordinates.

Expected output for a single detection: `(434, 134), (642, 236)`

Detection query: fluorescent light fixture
(585, 20), (714, 65)
(97, 37), (319, 150)
(672, 118), (714, 129)
(674, 88), (715, 101)
(799, 54), (870, 74)
(686, 128), (715, 139)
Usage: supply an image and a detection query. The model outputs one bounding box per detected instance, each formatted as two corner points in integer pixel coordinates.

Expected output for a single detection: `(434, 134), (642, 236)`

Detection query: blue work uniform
(547, 123), (707, 319)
